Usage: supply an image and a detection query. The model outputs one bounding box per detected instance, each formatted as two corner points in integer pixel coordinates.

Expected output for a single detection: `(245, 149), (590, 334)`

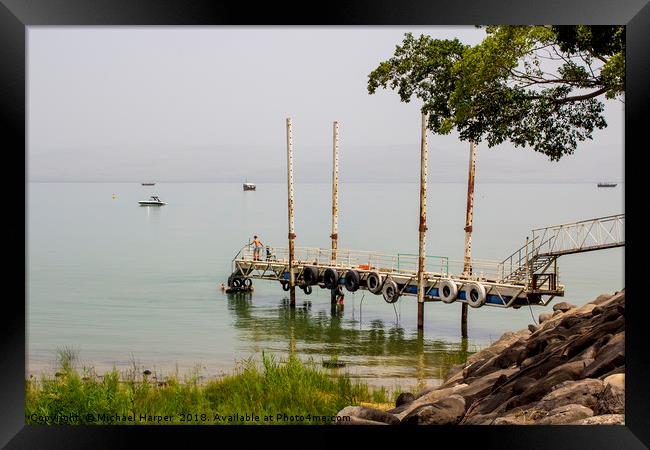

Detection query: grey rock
(604, 373), (624, 389)
(582, 333), (624, 378)
(553, 301), (577, 313)
(336, 415), (388, 425)
(394, 384), (467, 421)
(538, 312), (553, 324)
(548, 359), (594, 379)
(512, 376), (537, 395)
(456, 368), (518, 405)
(570, 414), (625, 425)
(595, 383), (624, 415)
(336, 406), (399, 425)
(535, 404), (594, 424)
(590, 293), (613, 305)
(401, 395), (466, 425)
(536, 378), (606, 411)
(395, 392), (415, 407)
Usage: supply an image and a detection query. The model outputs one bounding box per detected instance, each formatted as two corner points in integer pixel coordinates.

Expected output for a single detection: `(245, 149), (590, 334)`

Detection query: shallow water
(27, 182), (624, 389)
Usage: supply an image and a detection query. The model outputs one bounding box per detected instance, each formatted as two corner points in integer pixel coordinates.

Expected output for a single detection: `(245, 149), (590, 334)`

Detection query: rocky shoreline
(337, 291), (625, 425)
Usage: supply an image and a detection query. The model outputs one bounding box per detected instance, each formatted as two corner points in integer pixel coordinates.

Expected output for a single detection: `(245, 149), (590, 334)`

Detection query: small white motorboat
(243, 182), (256, 191)
(138, 195), (166, 206)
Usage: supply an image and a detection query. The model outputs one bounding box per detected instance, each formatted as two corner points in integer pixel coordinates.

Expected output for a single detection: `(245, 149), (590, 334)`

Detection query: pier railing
(532, 214), (624, 257)
(238, 245), (508, 282)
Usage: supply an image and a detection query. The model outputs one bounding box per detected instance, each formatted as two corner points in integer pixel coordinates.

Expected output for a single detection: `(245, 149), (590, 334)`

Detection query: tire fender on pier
(382, 279), (400, 304)
(464, 282), (487, 308)
(438, 279), (458, 303)
(281, 280), (290, 291)
(303, 266), (319, 286)
(323, 268), (339, 290)
(344, 270), (360, 292)
(367, 272), (384, 294)
(301, 285), (313, 295)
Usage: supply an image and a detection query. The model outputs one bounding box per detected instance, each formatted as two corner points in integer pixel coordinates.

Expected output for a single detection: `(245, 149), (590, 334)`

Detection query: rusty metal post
(461, 141), (477, 338)
(286, 118), (296, 306)
(331, 121), (339, 265)
(417, 112), (429, 330)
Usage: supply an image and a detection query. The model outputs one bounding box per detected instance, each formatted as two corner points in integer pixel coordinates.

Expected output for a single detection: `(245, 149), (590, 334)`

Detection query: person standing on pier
(251, 235), (264, 261)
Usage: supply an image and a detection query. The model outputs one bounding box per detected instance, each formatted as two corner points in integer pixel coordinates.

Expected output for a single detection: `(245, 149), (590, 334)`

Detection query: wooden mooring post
(417, 112), (429, 330)
(286, 117), (296, 307)
(331, 121), (340, 306)
(461, 141), (477, 337)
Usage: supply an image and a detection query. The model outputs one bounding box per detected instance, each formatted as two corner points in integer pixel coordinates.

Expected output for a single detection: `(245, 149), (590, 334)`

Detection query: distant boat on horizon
(243, 182), (256, 191)
(141, 182), (156, 186)
(597, 182), (617, 188)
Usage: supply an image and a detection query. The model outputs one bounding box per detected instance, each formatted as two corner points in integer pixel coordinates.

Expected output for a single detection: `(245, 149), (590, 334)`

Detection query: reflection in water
(224, 292), (474, 388)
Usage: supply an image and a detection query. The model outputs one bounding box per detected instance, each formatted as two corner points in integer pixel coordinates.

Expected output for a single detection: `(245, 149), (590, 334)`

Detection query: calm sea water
(27, 182), (624, 389)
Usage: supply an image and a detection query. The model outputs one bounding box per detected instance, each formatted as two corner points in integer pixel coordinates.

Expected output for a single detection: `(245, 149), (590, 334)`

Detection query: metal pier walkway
(228, 214), (624, 309)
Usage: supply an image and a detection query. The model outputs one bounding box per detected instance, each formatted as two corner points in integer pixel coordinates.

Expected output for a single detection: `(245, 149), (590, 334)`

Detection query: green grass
(26, 352), (395, 425)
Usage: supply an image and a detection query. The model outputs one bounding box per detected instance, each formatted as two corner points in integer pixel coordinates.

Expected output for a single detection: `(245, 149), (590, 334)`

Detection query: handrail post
(525, 236), (530, 288)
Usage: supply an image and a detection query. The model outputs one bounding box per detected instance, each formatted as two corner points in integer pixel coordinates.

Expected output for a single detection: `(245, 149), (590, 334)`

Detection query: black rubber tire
(303, 266), (319, 286)
(231, 278), (242, 288)
(243, 278), (252, 288)
(323, 268), (339, 290)
(344, 270), (360, 292)
(367, 272), (383, 294)
(281, 280), (290, 291)
(302, 285), (313, 295)
(382, 279), (399, 304)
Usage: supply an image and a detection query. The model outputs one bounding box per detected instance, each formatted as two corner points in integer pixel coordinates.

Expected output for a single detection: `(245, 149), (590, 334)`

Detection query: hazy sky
(28, 27), (624, 183)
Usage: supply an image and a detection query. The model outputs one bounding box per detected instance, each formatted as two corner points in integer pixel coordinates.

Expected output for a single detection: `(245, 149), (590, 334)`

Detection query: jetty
(226, 116), (624, 333)
(229, 213), (624, 309)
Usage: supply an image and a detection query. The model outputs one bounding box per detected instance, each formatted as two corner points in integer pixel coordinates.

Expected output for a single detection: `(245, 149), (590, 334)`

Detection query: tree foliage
(368, 26), (625, 160)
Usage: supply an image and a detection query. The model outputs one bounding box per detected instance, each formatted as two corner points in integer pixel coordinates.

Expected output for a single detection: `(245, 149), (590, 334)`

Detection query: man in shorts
(252, 235), (263, 261)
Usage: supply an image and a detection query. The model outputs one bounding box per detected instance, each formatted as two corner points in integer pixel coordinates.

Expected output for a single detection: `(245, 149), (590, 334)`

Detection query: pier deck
(229, 247), (563, 308)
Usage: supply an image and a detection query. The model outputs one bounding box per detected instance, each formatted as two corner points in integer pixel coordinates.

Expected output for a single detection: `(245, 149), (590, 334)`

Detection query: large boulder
(336, 406), (399, 425)
(395, 392), (415, 407)
(456, 368), (518, 405)
(570, 414), (625, 425)
(604, 373), (624, 389)
(595, 382), (624, 415)
(535, 404), (594, 424)
(391, 384), (467, 420)
(401, 395), (466, 425)
(582, 333), (624, 378)
(553, 301), (577, 313)
(535, 378), (606, 411)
